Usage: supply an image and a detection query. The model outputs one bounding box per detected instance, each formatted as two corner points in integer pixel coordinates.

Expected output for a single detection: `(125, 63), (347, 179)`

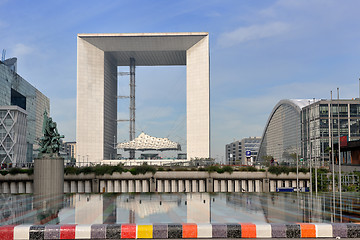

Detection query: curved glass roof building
(257, 99), (311, 165)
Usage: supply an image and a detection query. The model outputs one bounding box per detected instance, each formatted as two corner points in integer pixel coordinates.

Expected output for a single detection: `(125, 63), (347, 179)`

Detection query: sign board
(340, 135), (348, 147)
(245, 150), (251, 157)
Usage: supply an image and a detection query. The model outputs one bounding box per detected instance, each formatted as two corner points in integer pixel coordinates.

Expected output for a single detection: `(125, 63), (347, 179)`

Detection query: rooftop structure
(117, 132), (181, 151)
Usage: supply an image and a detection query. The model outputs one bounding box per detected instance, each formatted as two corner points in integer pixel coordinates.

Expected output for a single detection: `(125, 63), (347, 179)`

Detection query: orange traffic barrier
(240, 223), (256, 238)
(299, 223), (316, 238)
(182, 223), (197, 238)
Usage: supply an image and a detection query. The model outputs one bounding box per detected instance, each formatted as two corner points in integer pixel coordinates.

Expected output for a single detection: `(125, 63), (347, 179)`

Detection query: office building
(257, 98), (360, 167)
(0, 58), (50, 163)
(226, 137), (261, 165)
(77, 32), (210, 163)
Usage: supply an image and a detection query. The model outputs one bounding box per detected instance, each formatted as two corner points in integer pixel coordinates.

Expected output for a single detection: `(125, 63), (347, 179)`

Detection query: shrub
(222, 166), (233, 174)
(64, 166), (78, 175)
(80, 166), (93, 175)
(129, 165), (156, 175)
(205, 165), (220, 173)
(8, 168), (34, 175)
(93, 165), (116, 175)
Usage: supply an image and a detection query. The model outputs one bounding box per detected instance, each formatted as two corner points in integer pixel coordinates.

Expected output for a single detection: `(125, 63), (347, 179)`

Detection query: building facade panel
(186, 35), (210, 160)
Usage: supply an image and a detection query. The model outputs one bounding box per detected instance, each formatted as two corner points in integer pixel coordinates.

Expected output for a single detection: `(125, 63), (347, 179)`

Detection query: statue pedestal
(34, 154), (64, 213)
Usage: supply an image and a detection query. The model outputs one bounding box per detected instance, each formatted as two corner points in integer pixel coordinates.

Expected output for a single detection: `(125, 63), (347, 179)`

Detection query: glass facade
(302, 100), (360, 167)
(258, 99), (360, 167)
(258, 100), (301, 166)
(0, 63), (50, 163)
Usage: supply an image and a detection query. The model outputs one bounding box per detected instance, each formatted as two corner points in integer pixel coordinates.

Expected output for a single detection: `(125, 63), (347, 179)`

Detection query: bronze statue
(39, 110), (64, 155)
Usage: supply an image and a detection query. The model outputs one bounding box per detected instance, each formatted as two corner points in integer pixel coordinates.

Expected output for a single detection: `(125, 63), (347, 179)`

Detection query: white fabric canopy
(117, 132), (181, 151)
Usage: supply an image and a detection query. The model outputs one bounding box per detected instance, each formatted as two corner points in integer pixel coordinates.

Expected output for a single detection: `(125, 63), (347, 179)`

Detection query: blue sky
(1, 0), (360, 162)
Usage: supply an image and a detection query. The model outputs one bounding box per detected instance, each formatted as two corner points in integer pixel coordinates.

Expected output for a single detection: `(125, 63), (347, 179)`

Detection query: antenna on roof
(1, 49), (5, 62)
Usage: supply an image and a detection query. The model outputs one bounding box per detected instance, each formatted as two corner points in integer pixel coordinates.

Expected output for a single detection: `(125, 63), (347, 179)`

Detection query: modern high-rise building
(302, 99), (360, 166)
(0, 58), (50, 163)
(226, 137), (261, 165)
(257, 98), (360, 167)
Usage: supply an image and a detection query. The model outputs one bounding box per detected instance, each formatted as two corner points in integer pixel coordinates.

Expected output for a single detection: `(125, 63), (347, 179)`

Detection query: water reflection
(0, 193), (359, 225)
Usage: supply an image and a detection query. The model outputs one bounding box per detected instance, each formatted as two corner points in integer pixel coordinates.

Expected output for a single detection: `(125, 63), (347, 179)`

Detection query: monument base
(33, 154), (64, 221)
(34, 154), (64, 196)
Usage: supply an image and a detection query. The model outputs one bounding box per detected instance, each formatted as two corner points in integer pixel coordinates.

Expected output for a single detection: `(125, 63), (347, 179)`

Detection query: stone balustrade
(0, 172), (310, 194)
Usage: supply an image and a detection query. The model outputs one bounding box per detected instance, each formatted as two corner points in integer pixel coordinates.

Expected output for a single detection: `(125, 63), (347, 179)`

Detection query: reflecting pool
(1, 192), (359, 226)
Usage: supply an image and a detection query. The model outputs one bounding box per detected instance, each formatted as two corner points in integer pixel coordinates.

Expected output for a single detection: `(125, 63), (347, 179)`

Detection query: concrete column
(241, 180), (247, 192)
(185, 180), (191, 192)
(26, 181), (33, 193)
(199, 180), (205, 192)
(85, 180), (92, 193)
(150, 177), (156, 192)
(113, 180), (120, 192)
(135, 180), (141, 193)
(157, 180), (163, 192)
(71, 181), (78, 193)
(300, 180), (304, 188)
(171, 180), (177, 192)
(99, 180), (106, 193)
(10, 182), (17, 194)
(248, 180), (254, 192)
(121, 180), (128, 193)
(214, 180), (219, 192)
(206, 178), (213, 192)
(107, 180), (114, 193)
(227, 180), (233, 192)
(92, 179), (99, 193)
(78, 181), (85, 193)
(178, 180), (185, 192)
(292, 180), (296, 188)
(220, 180), (226, 192)
(18, 182), (25, 194)
(192, 180), (198, 192)
(306, 180), (310, 188)
(285, 180), (289, 188)
(277, 180), (282, 188)
(269, 180), (275, 192)
(262, 179), (269, 192)
(234, 180), (240, 192)
(128, 180), (135, 192)
(142, 180), (149, 192)
(64, 181), (70, 193)
(2, 182), (9, 193)
(255, 180), (260, 192)
(164, 180), (170, 192)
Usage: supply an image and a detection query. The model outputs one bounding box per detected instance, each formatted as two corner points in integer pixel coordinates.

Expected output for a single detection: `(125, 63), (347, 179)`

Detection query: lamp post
(337, 88), (341, 194)
(330, 90), (336, 222)
(308, 100), (312, 193)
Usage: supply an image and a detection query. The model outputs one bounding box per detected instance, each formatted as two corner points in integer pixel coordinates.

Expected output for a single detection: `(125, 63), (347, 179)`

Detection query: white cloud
(12, 43), (34, 57)
(218, 21), (290, 47)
